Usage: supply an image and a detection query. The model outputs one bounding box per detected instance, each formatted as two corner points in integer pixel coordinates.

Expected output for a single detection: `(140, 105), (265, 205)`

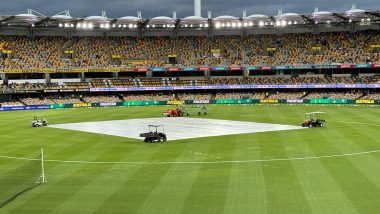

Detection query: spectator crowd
(0, 30), (378, 70)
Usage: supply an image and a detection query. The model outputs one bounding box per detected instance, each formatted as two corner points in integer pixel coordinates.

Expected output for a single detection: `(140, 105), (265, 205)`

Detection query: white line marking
(332, 121), (380, 127)
(1, 149), (380, 165)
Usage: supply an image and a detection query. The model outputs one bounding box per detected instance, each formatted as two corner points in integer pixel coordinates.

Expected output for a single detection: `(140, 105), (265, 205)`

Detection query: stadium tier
(0, 29), (379, 109)
(0, 30), (379, 71)
(0, 76), (378, 91)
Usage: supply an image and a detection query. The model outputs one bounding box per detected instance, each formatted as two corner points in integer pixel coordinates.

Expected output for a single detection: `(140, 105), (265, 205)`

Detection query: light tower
(194, 0), (201, 17)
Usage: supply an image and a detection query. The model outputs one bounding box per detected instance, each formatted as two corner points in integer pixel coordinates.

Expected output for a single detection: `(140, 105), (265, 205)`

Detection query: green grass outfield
(0, 105), (380, 214)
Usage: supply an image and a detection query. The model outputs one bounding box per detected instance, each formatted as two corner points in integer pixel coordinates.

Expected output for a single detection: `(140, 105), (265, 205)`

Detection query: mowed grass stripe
(260, 131), (312, 213)
(3, 125), (156, 213)
(92, 139), (195, 213)
(265, 106), (312, 213)
(135, 139), (209, 214)
(291, 129), (357, 214)
(303, 128), (380, 214)
(223, 134), (267, 213)
(177, 136), (235, 213)
(323, 120), (380, 192)
(4, 136), (138, 213)
(0, 128), (113, 212)
(221, 105), (266, 214)
(287, 105), (362, 213)
(51, 145), (146, 213)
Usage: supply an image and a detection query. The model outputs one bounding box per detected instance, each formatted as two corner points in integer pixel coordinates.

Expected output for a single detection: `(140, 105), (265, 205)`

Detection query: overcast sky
(1, 0), (379, 18)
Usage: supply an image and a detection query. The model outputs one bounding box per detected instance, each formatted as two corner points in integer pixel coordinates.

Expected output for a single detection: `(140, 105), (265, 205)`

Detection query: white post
(41, 147), (46, 183)
(36, 147), (47, 184)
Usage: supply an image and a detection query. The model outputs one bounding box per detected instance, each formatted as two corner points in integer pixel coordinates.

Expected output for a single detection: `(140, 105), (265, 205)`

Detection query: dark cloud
(1, 0), (379, 18)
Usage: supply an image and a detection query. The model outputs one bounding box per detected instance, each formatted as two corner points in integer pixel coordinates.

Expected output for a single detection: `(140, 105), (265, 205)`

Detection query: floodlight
(215, 22), (221, 28)
(259, 21), (264, 27)
(123, 24), (126, 28)
(349, 19), (352, 23)
(112, 24), (116, 28)
(128, 23), (133, 28)
(77, 23), (81, 28)
(237, 22), (242, 27)
(276, 20), (281, 26)
(100, 23), (104, 28)
(82, 23), (87, 28)
(294, 21), (297, 25)
(221, 23), (225, 27)
(226, 22), (231, 27)
(152, 25), (155, 28)
(205, 23), (208, 27)
(71, 24), (74, 27)
(190, 24), (193, 27)
(59, 23), (63, 27)
(281, 20), (287, 26)
(249, 22), (253, 26)
(326, 21), (330, 24)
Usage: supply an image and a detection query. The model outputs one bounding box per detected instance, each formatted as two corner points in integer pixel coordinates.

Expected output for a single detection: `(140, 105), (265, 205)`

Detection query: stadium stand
(108, 79), (137, 88)
(63, 82), (90, 89)
(84, 95), (121, 103)
(304, 91), (362, 99)
(0, 29), (378, 107)
(138, 78), (166, 87)
(122, 93), (173, 101)
(178, 93), (211, 100)
(0, 30), (378, 70)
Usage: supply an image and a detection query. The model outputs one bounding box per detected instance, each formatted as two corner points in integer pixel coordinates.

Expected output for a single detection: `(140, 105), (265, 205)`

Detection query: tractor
(162, 107), (184, 117)
(302, 112), (326, 128)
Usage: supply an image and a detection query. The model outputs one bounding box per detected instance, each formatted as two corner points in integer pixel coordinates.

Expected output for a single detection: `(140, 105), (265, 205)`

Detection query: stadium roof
(0, 5), (379, 30)
(182, 16), (207, 22)
(213, 15), (239, 21)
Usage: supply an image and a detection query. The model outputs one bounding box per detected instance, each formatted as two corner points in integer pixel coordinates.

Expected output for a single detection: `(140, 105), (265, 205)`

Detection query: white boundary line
(1, 149), (380, 165)
(332, 121), (380, 127)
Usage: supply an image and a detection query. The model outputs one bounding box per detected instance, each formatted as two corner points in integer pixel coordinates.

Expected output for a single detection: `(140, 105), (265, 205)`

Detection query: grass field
(0, 104), (380, 214)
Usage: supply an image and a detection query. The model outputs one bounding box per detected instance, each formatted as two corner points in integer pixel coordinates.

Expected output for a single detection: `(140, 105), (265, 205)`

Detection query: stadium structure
(0, 1), (380, 213)
(0, 4), (379, 109)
